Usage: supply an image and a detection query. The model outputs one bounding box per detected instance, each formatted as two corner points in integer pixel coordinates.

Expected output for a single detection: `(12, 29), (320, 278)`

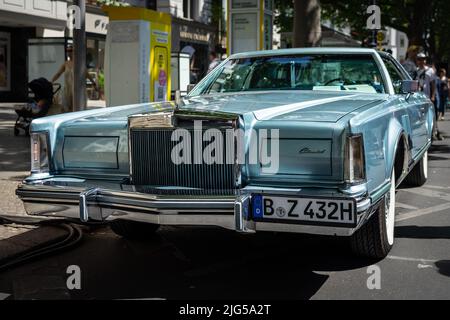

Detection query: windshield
(201, 54), (386, 94)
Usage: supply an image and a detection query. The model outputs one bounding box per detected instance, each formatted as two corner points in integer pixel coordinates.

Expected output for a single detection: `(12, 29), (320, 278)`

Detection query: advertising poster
(232, 0), (258, 9)
(0, 32), (11, 91)
(231, 13), (258, 53)
(153, 47), (168, 102)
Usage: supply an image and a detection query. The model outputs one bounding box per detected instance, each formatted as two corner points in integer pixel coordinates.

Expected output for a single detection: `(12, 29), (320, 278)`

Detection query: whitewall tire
(404, 151), (428, 187)
(351, 170), (396, 258)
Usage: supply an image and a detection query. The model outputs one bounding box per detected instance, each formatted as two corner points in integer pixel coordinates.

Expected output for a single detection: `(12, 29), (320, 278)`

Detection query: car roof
(229, 47), (379, 59)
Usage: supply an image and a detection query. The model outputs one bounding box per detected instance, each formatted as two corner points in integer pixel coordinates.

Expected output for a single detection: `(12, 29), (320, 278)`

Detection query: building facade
(0, 0), (67, 102)
(157, 0), (216, 81)
(378, 27), (408, 62)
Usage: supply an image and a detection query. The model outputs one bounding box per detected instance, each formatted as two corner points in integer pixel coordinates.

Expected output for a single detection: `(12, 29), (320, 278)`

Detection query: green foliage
(98, 70), (104, 89)
(273, 0), (450, 62)
(210, 0), (225, 36)
(274, 0), (294, 32)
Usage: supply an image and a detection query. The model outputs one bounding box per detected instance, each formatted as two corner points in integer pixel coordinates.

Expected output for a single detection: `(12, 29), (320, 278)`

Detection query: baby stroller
(14, 78), (61, 136)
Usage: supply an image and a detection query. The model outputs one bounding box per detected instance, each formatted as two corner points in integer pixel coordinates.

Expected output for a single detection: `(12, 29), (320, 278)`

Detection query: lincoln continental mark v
(15, 48), (434, 258)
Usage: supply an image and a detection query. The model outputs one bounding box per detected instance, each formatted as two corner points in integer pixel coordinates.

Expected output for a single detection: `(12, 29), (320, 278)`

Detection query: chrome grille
(130, 128), (237, 195)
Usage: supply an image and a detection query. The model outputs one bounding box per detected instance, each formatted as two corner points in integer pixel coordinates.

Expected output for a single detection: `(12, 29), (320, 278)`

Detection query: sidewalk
(0, 105), (30, 238)
(0, 99), (106, 112)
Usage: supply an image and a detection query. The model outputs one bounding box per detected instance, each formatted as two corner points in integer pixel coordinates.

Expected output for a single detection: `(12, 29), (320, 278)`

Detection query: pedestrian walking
(415, 53), (443, 140)
(52, 45), (98, 112)
(437, 68), (448, 120)
(402, 45), (420, 78)
(415, 53), (436, 102)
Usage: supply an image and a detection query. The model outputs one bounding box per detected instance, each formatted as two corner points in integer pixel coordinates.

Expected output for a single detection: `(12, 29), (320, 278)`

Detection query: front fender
(362, 114), (409, 202)
(427, 104), (435, 139)
(385, 118), (409, 181)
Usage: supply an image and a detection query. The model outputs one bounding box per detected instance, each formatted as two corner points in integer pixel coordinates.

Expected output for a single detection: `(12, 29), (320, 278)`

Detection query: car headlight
(31, 132), (50, 173)
(344, 134), (365, 184)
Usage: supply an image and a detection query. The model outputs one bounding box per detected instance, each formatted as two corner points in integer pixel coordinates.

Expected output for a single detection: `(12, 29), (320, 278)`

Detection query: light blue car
(16, 48), (433, 258)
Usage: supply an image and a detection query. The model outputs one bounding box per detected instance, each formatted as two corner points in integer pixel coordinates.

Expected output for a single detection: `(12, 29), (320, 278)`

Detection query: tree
(321, 0), (450, 62)
(274, 0), (294, 33)
(293, 0), (321, 47)
(274, 0), (450, 63)
(320, 0), (432, 46)
(210, 0), (226, 54)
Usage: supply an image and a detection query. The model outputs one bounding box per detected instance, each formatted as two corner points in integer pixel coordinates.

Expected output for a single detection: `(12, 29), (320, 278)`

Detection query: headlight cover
(31, 132), (50, 173)
(344, 134), (365, 184)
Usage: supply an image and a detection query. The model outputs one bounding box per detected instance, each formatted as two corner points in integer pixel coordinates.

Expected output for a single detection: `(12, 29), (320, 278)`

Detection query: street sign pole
(371, 0), (377, 48)
(73, 0), (86, 111)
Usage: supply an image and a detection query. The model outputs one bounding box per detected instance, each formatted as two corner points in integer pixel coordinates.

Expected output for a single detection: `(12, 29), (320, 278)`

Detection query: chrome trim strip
(234, 194), (254, 233)
(128, 111), (175, 129)
(20, 201), (363, 236)
(79, 188), (99, 222)
(127, 109), (241, 192)
(14, 180), (373, 236)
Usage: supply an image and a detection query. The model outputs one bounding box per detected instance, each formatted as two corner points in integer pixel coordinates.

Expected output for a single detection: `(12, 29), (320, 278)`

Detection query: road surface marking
(402, 187), (450, 201)
(395, 202), (418, 210)
(395, 202), (450, 222)
(0, 292), (10, 300)
(417, 264), (435, 269)
(387, 255), (437, 263)
(423, 185), (450, 190)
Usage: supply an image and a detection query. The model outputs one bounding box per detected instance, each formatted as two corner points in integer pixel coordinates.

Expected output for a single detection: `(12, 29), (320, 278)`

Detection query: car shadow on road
(0, 226), (379, 300)
(395, 225), (450, 239)
(429, 144), (450, 155)
(42, 227), (379, 300)
(428, 155), (449, 161)
(435, 260), (450, 277)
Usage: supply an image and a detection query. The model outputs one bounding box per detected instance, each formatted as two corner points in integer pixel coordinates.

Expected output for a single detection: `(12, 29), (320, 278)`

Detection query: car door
(382, 55), (428, 157)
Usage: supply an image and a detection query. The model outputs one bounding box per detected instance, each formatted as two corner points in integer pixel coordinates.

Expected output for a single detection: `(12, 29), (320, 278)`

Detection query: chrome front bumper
(15, 177), (374, 236)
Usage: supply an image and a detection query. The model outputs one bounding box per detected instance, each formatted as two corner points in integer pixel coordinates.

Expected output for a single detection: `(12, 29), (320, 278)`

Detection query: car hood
(182, 91), (387, 122)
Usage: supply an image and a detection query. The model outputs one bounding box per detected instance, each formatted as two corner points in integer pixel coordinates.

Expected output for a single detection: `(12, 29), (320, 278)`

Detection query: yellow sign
(377, 31), (384, 42)
(104, 6), (171, 103)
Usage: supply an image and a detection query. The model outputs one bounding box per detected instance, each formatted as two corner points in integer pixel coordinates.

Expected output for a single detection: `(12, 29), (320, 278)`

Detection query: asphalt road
(0, 105), (449, 300)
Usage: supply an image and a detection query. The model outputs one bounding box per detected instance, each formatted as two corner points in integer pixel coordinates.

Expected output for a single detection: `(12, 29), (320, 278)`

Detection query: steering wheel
(324, 77), (352, 86)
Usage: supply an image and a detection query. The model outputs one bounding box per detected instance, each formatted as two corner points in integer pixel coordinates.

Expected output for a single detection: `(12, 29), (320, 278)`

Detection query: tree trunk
(73, 0), (87, 111)
(293, 0), (321, 47)
(406, 0), (430, 47)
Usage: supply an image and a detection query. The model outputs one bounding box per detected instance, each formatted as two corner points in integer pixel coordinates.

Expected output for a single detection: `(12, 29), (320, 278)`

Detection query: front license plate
(252, 195), (357, 227)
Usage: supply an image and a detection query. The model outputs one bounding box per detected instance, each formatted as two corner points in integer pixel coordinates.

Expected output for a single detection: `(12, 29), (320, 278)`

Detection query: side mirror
(187, 84), (196, 94)
(401, 80), (419, 94)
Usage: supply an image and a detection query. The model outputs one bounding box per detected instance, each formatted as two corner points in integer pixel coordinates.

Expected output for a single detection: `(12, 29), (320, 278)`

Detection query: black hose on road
(0, 217), (84, 272)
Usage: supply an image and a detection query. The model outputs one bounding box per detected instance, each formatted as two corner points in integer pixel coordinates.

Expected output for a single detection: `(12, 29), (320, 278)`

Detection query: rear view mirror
(401, 80), (419, 94)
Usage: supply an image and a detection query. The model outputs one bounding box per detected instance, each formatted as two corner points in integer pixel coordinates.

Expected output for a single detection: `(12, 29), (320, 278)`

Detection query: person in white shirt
(415, 53), (436, 102)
